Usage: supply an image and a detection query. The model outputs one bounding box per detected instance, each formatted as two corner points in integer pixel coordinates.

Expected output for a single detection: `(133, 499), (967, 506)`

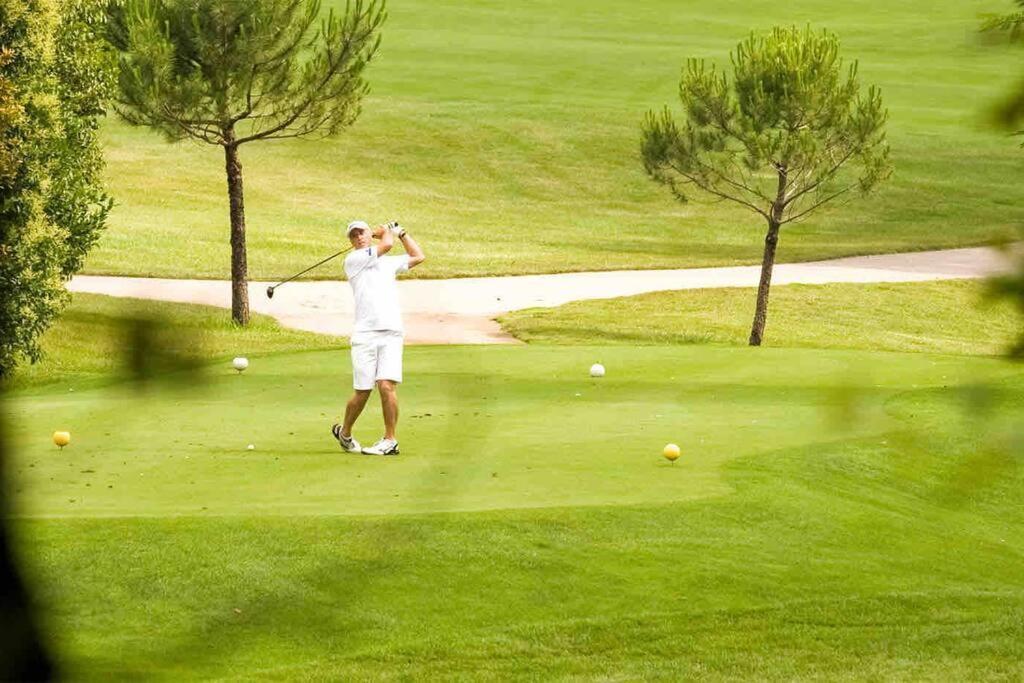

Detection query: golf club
(266, 246), (354, 299)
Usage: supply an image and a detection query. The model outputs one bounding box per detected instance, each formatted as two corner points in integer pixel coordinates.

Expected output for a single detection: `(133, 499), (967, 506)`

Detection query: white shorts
(350, 330), (404, 390)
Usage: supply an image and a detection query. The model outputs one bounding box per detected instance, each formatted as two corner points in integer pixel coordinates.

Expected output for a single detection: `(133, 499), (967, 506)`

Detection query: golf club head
(266, 286), (275, 299)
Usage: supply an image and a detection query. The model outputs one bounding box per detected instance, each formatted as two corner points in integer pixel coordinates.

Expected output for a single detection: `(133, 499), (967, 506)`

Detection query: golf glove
(387, 221), (406, 239)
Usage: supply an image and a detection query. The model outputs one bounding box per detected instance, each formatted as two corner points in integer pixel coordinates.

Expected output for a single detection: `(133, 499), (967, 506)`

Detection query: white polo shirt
(344, 246), (410, 334)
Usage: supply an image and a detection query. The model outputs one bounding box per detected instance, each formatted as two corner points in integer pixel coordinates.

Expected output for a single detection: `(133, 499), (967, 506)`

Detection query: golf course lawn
(4, 294), (1023, 678)
(501, 279), (1021, 355)
(90, 0), (1023, 280)
(4, 294), (339, 392)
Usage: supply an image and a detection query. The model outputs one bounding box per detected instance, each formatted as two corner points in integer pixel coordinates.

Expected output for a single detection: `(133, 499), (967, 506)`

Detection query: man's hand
(374, 223), (394, 255)
(371, 225), (386, 239)
(386, 221), (406, 239)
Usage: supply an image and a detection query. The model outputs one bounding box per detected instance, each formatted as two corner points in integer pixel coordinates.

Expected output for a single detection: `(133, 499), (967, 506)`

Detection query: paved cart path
(69, 246), (1011, 344)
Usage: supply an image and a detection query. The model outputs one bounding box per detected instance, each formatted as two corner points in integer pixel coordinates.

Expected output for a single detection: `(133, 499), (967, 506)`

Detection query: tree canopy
(0, 0), (113, 379)
(107, 0), (385, 146)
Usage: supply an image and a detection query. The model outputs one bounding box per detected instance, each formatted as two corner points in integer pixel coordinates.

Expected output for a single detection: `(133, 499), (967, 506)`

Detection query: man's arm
(398, 232), (425, 269)
(372, 224), (394, 255)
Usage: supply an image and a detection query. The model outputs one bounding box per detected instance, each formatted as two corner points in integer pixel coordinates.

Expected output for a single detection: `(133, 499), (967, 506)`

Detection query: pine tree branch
(716, 151), (774, 204)
(250, 3), (316, 70)
(235, 39), (374, 144)
(782, 184), (854, 224)
(234, 2), (382, 145)
(226, 65), (259, 126)
(782, 145), (858, 208)
(666, 160), (771, 220)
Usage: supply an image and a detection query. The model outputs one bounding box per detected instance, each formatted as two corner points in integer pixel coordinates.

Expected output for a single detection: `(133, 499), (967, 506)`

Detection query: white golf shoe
(362, 438), (400, 456)
(331, 424), (361, 453)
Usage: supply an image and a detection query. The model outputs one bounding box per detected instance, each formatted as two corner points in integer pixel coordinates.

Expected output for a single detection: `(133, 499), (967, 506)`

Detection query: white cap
(346, 220), (369, 236)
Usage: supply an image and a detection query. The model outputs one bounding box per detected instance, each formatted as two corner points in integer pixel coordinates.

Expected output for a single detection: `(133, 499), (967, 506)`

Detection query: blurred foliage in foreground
(982, 3), (1024, 356)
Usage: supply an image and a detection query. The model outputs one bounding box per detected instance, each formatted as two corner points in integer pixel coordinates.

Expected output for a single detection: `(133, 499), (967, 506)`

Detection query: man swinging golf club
(332, 220), (425, 455)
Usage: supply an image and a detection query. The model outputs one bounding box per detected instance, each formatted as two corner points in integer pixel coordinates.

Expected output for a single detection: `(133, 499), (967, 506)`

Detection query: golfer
(332, 220), (425, 455)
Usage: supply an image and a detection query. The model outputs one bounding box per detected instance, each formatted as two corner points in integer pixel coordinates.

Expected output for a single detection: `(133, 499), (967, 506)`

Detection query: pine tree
(107, 0), (386, 325)
(641, 26), (891, 346)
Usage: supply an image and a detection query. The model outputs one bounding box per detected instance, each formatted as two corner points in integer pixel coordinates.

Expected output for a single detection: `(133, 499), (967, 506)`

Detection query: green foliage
(49, 1), (118, 274)
(642, 26), (891, 225)
(106, 0), (386, 145)
(0, 0), (112, 379)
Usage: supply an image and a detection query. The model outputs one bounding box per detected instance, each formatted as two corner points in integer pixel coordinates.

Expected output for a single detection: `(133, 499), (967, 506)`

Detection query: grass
(3, 294), (339, 393)
(88, 0), (1023, 279)
(500, 279), (1022, 355)
(4, 294), (1024, 678)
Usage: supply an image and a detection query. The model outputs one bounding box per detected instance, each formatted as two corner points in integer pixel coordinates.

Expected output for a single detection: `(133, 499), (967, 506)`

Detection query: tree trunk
(749, 166), (789, 347)
(223, 131), (249, 326)
(749, 220), (780, 347)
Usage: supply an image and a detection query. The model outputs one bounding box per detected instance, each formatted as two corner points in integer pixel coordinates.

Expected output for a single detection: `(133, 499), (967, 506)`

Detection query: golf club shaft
(270, 246), (353, 291)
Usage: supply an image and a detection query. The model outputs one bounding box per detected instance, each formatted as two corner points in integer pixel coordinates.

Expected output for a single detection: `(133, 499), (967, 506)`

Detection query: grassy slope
(89, 0), (1022, 279)
(4, 293), (339, 392)
(501, 279), (1021, 354)
(4, 294), (1024, 678)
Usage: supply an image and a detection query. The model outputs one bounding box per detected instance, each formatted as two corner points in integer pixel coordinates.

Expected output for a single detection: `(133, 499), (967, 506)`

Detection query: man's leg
(342, 390), (372, 437)
(377, 380), (398, 440)
(343, 335), (377, 439)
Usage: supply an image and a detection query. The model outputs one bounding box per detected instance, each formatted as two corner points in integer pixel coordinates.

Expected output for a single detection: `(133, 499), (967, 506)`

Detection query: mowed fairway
(91, 0), (1023, 279)
(12, 345), (1014, 518)
(5, 298), (1024, 678)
